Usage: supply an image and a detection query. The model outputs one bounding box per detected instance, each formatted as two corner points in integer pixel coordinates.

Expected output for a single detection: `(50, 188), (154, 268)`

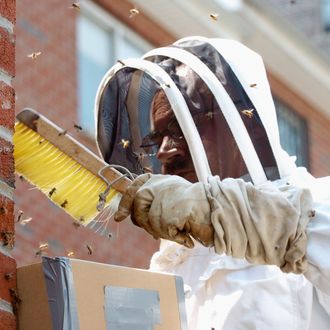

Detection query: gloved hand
(114, 173), (214, 248)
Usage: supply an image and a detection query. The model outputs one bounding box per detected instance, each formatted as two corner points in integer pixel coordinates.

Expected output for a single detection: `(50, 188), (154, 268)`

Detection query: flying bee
(71, 2), (80, 10)
(86, 244), (93, 255)
(241, 109), (254, 118)
(308, 210), (316, 218)
(61, 200), (68, 208)
(17, 210), (24, 222)
(67, 251), (74, 257)
(210, 13), (219, 21)
(20, 217), (32, 226)
(48, 187), (56, 198)
(39, 243), (48, 250)
(250, 83), (257, 88)
(129, 7), (139, 18)
(73, 221), (81, 228)
(206, 112), (214, 120)
(36, 242), (48, 256)
(58, 129), (67, 136)
(73, 124), (83, 131)
(134, 151), (146, 163)
(120, 139), (130, 149)
(27, 52), (41, 59)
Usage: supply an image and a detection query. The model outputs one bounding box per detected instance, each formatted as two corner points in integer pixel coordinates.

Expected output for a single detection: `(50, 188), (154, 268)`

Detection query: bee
(58, 129), (67, 136)
(134, 151), (146, 163)
(206, 112), (214, 120)
(117, 59), (125, 66)
(17, 210), (24, 222)
(308, 210), (316, 218)
(162, 83), (171, 89)
(71, 2), (80, 10)
(61, 200), (68, 208)
(241, 109), (254, 118)
(27, 52), (41, 59)
(21, 217), (32, 226)
(39, 139), (45, 144)
(210, 13), (219, 21)
(48, 187), (56, 198)
(4, 272), (13, 280)
(74, 124), (83, 131)
(36, 242), (48, 256)
(120, 139), (130, 149)
(86, 244), (93, 255)
(73, 221), (81, 228)
(19, 175), (25, 181)
(39, 243), (48, 250)
(67, 251), (74, 257)
(129, 7), (139, 18)
(250, 83), (257, 88)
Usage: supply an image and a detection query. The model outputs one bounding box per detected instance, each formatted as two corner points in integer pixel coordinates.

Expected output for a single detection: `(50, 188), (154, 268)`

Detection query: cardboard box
(17, 257), (187, 330)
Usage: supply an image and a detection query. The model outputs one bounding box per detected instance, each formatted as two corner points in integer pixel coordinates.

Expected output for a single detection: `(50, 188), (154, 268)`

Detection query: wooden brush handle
(16, 108), (131, 194)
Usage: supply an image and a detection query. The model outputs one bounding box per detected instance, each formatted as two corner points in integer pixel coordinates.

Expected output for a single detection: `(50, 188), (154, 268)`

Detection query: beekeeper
(95, 37), (330, 329)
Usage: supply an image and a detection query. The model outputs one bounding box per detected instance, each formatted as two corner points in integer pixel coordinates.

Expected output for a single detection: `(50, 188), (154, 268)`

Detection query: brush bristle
(14, 122), (118, 225)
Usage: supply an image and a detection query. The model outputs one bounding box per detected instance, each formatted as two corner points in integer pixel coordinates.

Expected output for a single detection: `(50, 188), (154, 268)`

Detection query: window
(77, 1), (152, 134)
(321, 0), (330, 32)
(274, 99), (309, 168)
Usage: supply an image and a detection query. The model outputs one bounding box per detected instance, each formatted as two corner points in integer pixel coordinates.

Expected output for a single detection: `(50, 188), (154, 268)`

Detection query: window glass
(77, 12), (150, 135)
(275, 99), (309, 168)
(77, 16), (113, 133)
(321, 0), (330, 32)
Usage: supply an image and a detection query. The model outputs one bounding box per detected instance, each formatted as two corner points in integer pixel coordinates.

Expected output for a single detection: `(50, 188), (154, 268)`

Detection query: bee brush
(14, 108), (131, 227)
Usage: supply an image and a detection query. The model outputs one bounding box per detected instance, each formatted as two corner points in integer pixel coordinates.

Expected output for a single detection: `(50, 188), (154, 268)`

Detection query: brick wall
(0, 1), (17, 329)
(13, 0), (159, 269)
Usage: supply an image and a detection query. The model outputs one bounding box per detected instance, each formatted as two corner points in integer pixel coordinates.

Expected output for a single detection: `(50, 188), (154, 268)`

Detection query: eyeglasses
(140, 118), (185, 150)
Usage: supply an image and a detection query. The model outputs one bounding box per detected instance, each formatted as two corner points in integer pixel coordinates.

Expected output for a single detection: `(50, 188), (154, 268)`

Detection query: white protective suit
(95, 37), (330, 329)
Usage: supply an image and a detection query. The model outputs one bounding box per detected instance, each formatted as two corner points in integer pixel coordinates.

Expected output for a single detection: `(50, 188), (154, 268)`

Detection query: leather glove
(114, 173), (214, 248)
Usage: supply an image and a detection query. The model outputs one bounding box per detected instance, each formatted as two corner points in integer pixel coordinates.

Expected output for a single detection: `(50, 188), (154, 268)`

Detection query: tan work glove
(114, 173), (214, 248)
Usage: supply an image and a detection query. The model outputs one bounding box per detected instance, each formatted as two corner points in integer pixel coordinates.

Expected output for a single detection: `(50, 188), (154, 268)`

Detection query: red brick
(0, 83), (15, 125)
(0, 253), (16, 303)
(0, 0), (16, 24)
(0, 139), (14, 186)
(0, 310), (16, 330)
(0, 196), (14, 248)
(0, 27), (15, 77)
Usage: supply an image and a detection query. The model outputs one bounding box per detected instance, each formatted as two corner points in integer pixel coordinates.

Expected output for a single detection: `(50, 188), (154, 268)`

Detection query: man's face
(149, 92), (199, 182)
(145, 88), (248, 182)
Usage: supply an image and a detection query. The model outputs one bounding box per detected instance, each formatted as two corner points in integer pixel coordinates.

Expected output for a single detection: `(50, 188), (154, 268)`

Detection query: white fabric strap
(94, 59), (212, 184)
(175, 36), (289, 179)
(143, 47), (267, 185)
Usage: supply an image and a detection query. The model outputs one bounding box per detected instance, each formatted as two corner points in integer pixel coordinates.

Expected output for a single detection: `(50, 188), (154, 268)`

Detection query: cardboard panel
(17, 258), (186, 330)
(17, 263), (52, 330)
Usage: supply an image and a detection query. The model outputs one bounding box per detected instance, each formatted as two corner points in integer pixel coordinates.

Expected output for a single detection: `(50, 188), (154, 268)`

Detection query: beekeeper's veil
(94, 36), (296, 185)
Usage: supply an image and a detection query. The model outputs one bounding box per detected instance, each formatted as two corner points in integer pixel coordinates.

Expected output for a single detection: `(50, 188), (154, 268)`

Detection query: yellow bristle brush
(14, 108), (132, 229)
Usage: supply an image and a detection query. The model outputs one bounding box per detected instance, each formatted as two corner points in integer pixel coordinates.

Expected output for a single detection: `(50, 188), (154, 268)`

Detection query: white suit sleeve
(304, 201), (330, 314)
(206, 176), (330, 301)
